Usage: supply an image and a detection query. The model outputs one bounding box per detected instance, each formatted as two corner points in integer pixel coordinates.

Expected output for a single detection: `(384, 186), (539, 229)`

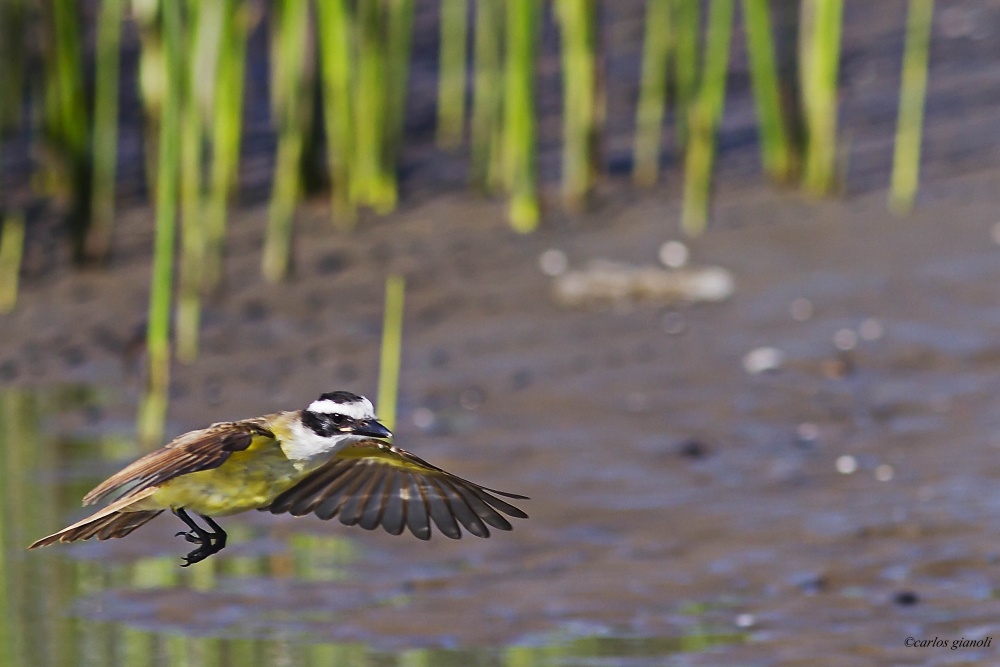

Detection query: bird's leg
(173, 508), (209, 544)
(199, 514), (227, 550)
(172, 509), (226, 566)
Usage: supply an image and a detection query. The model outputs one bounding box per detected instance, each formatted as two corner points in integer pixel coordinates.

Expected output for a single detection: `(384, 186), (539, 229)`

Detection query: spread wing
(82, 419), (275, 505)
(264, 439), (528, 540)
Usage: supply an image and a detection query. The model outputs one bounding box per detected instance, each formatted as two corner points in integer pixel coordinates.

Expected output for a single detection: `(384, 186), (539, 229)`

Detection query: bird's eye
(330, 414), (345, 425)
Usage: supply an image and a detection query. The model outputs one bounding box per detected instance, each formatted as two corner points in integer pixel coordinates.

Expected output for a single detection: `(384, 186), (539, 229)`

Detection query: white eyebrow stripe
(306, 398), (374, 420)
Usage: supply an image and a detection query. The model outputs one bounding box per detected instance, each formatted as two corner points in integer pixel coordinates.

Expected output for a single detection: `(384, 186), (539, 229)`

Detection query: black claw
(175, 530), (203, 544)
(172, 509), (228, 566)
(180, 546), (213, 567)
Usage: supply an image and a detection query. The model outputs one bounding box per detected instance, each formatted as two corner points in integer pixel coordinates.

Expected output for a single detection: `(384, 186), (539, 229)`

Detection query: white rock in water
(539, 249), (568, 276)
(742, 346), (784, 374)
(836, 455), (858, 475)
(679, 266), (734, 302)
(552, 260), (734, 307)
(832, 328), (858, 351)
(658, 241), (689, 268)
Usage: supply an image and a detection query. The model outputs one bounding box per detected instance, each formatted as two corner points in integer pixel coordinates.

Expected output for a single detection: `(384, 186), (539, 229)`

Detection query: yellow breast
(141, 432), (317, 516)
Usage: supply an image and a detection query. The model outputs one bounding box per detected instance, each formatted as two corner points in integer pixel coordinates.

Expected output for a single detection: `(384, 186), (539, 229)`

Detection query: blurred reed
(176, 0), (208, 363)
(673, 0), (701, 149)
(437, 0), (468, 149)
(377, 274), (405, 433)
(742, 0), (793, 183)
(503, 0), (540, 232)
(138, 0), (182, 447)
(316, 0), (356, 225)
(41, 0), (90, 259)
(204, 0), (249, 289)
(632, 0), (671, 188)
(680, 0), (734, 236)
(133, 0), (165, 200)
(0, 212), (25, 314)
(383, 0), (415, 183)
(555, 0), (600, 209)
(262, 0), (312, 283)
(352, 0), (395, 213)
(177, 0), (232, 362)
(889, 0), (934, 215)
(470, 0), (505, 191)
(84, 0), (124, 263)
(799, 0), (844, 196)
(0, 0), (939, 316)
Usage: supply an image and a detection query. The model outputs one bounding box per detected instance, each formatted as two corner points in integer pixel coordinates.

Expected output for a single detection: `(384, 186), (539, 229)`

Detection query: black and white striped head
(302, 391), (391, 439)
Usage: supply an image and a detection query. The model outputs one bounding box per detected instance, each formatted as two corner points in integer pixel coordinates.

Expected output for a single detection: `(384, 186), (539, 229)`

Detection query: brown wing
(82, 419), (275, 505)
(264, 439), (528, 540)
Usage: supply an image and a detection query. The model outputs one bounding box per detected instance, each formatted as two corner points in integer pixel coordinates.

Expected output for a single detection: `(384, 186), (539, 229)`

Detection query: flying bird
(30, 392), (528, 566)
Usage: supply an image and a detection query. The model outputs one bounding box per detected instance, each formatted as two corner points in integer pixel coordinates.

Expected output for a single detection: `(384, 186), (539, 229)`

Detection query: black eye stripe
(304, 410), (356, 437)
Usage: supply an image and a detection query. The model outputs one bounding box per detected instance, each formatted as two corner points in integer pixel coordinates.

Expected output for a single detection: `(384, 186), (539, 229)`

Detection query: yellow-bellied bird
(30, 392), (528, 566)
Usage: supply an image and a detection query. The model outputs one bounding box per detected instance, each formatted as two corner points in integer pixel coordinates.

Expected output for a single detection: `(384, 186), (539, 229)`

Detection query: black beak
(351, 419), (392, 439)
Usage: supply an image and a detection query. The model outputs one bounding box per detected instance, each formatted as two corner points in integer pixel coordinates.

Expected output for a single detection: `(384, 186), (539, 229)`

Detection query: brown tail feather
(29, 510), (163, 548)
(28, 487), (163, 549)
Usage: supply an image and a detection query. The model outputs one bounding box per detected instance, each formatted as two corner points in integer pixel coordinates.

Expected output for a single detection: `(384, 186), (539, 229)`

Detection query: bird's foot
(180, 533), (225, 567)
(172, 509), (228, 567)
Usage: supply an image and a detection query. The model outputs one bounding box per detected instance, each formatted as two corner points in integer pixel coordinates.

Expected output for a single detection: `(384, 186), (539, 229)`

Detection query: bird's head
(301, 391), (392, 440)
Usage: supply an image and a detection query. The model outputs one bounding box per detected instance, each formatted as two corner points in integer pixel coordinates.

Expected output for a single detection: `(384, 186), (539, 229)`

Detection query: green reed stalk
(176, 0), (211, 364)
(377, 274), (405, 433)
(352, 0), (392, 212)
(85, 0), (124, 263)
(680, 0), (734, 236)
(470, 0), (504, 191)
(437, 0), (468, 149)
(43, 0), (90, 258)
(799, 0), (843, 196)
(262, 0), (310, 282)
(555, 0), (599, 209)
(134, 0), (164, 199)
(45, 0), (88, 159)
(673, 0), (700, 148)
(743, 0), (793, 183)
(138, 0), (182, 447)
(178, 0), (227, 357)
(204, 0), (248, 291)
(316, 0), (356, 225)
(384, 0), (415, 181)
(503, 0), (540, 232)
(633, 0), (672, 187)
(889, 0), (934, 215)
(0, 212), (24, 314)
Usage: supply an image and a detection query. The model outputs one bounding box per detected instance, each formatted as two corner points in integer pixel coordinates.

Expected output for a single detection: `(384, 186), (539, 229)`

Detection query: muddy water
(0, 389), (746, 666)
(5, 169), (1000, 665)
